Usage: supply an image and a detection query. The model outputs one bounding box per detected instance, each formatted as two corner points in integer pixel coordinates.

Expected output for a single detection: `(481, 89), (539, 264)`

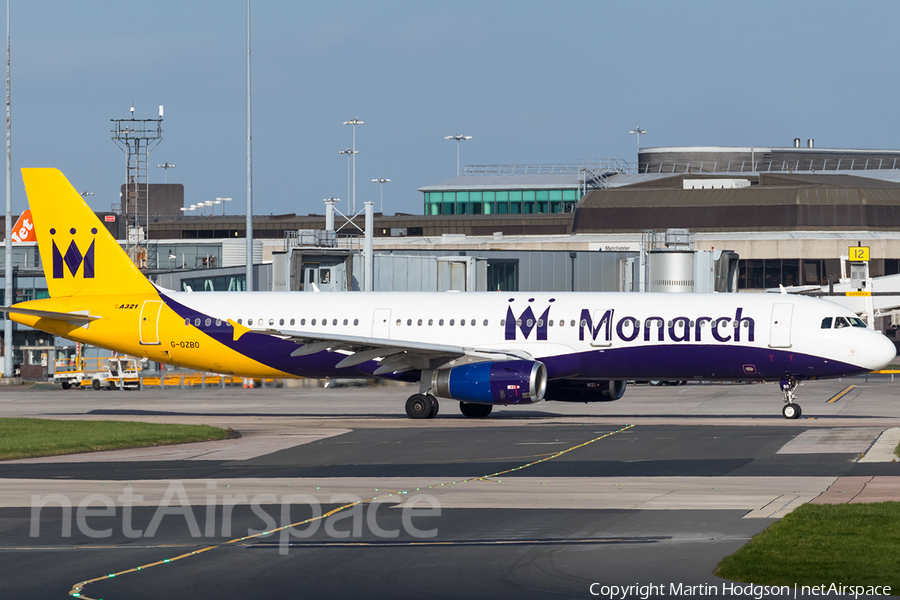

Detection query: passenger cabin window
(821, 317), (833, 329)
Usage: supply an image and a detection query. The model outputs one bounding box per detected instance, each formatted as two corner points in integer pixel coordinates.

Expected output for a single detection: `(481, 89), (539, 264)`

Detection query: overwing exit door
(372, 308), (391, 339)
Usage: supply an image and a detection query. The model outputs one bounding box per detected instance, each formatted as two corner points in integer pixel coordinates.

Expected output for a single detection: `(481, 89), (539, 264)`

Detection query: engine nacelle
(544, 379), (627, 402)
(432, 360), (547, 405)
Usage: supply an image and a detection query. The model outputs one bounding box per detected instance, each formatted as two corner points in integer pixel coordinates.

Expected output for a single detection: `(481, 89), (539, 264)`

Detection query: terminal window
(424, 189), (579, 216)
(739, 259), (842, 289)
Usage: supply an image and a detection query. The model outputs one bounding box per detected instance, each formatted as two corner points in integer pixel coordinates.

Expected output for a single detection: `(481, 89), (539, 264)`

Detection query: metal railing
(464, 159), (632, 176)
(284, 230), (360, 252)
(638, 158), (900, 174)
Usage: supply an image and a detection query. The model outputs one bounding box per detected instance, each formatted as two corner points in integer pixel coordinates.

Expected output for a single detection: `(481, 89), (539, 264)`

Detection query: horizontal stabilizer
(0, 305), (100, 324)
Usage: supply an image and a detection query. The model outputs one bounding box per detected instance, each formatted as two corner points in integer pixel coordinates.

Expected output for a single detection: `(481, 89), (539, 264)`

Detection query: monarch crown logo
(51, 227), (96, 279)
(504, 297), (552, 341)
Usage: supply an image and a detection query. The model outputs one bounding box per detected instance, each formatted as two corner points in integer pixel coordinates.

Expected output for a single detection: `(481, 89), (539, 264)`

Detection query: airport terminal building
(5, 142), (900, 376)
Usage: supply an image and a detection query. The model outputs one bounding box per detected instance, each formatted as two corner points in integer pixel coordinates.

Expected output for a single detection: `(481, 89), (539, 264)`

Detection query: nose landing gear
(780, 378), (802, 419)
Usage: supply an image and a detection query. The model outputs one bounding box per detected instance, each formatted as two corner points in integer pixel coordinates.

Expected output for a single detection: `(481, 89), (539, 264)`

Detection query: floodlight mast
(245, 0), (254, 292)
(629, 126), (647, 150)
(372, 178), (390, 213)
(338, 148), (358, 214)
(156, 162), (176, 183)
(343, 117), (363, 213)
(4, 0), (10, 380)
(445, 134), (472, 177)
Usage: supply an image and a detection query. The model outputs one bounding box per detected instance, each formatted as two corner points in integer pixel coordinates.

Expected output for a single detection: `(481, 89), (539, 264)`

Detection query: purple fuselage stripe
(159, 294), (864, 383)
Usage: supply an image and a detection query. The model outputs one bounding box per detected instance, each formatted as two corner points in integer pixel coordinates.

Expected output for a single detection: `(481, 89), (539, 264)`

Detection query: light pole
(629, 126), (647, 150)
(343, 117), (363, 213)
(156, 162), (176, 183)
(371, 178), (390, 213)
(216, 197), (231, 216)
(338, 148), (357, 213)
(445, 134), (472, 177)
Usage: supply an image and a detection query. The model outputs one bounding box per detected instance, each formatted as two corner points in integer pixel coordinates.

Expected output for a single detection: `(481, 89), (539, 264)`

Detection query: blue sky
(6, 1), (900, 216)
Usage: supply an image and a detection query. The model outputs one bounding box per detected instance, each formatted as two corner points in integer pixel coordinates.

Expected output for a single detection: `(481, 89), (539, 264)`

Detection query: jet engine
(432, 360), (547, 404)
(543, 379), (627, 402)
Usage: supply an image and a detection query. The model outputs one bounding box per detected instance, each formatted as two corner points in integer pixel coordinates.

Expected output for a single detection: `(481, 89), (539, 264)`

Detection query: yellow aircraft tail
(21, 168), (156, 298)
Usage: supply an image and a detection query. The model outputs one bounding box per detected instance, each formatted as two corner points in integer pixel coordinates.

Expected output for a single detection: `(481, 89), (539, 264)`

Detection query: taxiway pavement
(0, 377), (898, 599)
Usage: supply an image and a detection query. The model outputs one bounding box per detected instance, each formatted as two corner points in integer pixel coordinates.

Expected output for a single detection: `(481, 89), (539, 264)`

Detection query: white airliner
(4, 169), (897, 419)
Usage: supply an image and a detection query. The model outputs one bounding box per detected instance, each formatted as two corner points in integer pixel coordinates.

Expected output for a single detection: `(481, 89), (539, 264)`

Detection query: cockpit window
(848, 317), (867, 328)
(821, 317), (833, 329)
(834, 317), (850, 329)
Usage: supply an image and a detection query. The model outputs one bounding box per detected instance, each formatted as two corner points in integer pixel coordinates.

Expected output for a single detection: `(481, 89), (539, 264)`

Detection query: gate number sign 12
(849, 246), (870, 261)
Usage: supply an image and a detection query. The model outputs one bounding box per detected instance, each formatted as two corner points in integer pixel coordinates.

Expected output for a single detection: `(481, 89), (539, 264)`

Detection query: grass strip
(716, 503), (900, 590)
(0, 418), (227, 460)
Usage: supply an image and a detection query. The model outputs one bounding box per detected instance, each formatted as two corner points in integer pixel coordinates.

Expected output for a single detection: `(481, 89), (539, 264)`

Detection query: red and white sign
(104, 215), (116, 222)
(11, 209), (36, 243)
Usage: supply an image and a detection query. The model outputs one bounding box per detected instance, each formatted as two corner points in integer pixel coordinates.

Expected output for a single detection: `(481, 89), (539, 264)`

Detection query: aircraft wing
(254, 327), (532, 375)
(0, 305), (100, 324)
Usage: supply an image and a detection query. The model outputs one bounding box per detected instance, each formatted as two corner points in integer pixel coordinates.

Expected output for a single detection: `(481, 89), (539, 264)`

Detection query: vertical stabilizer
(21, 168), (155, 297)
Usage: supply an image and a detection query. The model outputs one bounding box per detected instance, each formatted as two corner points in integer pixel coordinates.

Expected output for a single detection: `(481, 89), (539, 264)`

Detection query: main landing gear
(405, 393), (440, 419)
(780, 378), (802, 419)
(404, 393), (495, 419)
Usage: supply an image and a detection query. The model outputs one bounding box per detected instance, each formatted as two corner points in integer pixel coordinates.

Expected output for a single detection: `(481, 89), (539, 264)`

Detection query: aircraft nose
(869, 332), (897, 370)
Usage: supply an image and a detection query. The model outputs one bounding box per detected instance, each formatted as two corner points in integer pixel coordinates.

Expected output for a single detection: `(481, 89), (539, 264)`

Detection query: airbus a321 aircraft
(3, 169), (896, 419)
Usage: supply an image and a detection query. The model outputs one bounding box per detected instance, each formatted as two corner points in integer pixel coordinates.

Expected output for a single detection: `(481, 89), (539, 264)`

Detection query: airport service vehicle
(3, 169), (896, 419)
(93, 356), (144, 390)
(54, 354), (143, 390)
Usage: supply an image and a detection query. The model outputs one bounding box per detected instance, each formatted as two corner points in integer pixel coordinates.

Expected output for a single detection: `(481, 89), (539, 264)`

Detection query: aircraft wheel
(406, 394), (433, 419)
(92, 379), (102, 390)
(459, 402), (493, 418)
(782, 403), (801, 420)
(427, 394), (439, 417)
(649, 380), (662, 386)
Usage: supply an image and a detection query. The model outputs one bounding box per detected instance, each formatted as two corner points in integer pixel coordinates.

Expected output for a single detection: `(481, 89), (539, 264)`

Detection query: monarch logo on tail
(51, 227), (96, 279)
